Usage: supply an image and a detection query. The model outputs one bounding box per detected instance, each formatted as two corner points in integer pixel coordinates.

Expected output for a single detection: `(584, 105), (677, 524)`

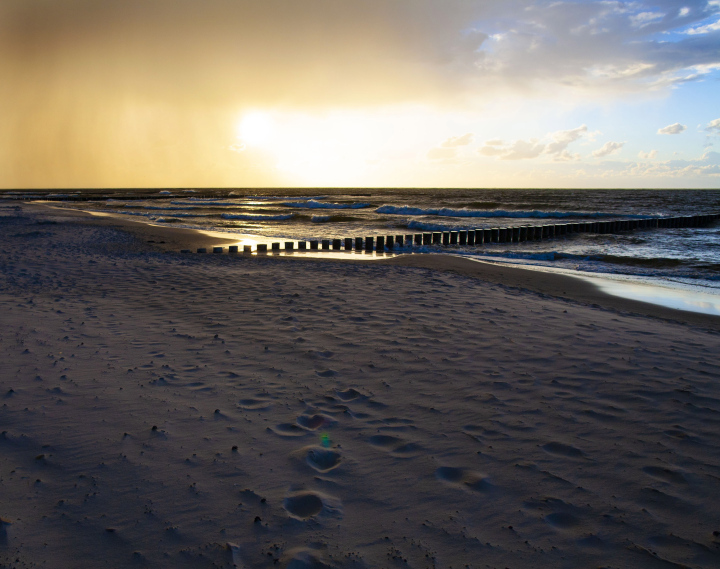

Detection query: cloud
(480, 125), (588, 161)
(658, 123), (687, 135)
(545, 125), (588, 155)
(478, 144), (506, 157)
(599, 151), (720, 180)
(2, 0), (720, 187)
(480, 139), (546, 161)
(685, 16), (720, 34)
(592, 141), (625, 158)
(707, 118), (720, 133)
(630, 11), (665, 28)
(428, 133), (475, 161)
(553, 150), (581, 162)
(441, 133), (474, 147)
(638, 149), (658, 159)
(470, 1), (720, 95)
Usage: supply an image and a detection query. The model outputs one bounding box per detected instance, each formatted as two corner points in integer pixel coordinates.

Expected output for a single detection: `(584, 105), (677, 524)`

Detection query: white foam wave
(221, 213), (295, 221)
(118, 211), (209, 218)
(377, 205), (646, 219)
(128, 205), (200, 211)
(170, 200), (242, 206)
(284, 200), (370, 209)
(407, 220), (463, 232)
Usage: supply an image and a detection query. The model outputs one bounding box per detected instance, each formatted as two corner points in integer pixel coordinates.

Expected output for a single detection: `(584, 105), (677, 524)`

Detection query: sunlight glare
(237, 112), (275, 147)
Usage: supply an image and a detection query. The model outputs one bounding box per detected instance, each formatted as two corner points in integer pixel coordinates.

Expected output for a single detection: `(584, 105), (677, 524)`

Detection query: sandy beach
(2, 201), (720, 568)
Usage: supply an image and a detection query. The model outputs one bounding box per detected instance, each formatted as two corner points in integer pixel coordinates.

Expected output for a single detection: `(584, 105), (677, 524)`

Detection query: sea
(5, 188), (720, 313)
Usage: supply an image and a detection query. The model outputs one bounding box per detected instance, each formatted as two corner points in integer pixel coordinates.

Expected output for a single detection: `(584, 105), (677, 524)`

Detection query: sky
(1, 0), (719, 189)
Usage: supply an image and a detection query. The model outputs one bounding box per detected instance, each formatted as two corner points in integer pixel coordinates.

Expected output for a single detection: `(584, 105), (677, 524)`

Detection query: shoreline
(26, 200), (720, 330)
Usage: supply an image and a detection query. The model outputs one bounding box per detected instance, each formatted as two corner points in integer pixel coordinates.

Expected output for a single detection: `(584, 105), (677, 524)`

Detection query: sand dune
(1, 202), (719, 568)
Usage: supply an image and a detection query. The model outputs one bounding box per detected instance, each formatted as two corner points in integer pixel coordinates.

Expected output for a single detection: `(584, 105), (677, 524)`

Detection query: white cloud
(707, 118), (720, 133)
(545, 125), (588, 155)
(630, 11), (665, 28)
(638, 149), (658, 159)
(553, 150), (581, 162)
(478, 125), (588, 162)
(441, 133), (474, 147)
(467, 1), (720, 97)
(592, 141), (625, 158)
(478, 143), (506, 157)
(501, 140), (546, 160)
(478, 139), (546, 160)
(479, 124), (588, 161)
(658, 122), (687, 135)
(685, 16), (720, 34)
(428, 133), (475, 161)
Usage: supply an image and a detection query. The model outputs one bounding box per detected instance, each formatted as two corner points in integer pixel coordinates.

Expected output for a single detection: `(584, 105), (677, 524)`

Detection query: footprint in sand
(237, 397), (273, 410)
(368, 434), (424, 457)
(336, 388), (365, 401)
(542, 442), (585, 458)
(296, 414), (337, 430)
(435, 467), (493, 492)
(290, 445), (343, 473)
(306, 447), (341, 472)
(268, 424), (310, 437)
(283, 490), (341, 521)
(524, 497), (587, 532)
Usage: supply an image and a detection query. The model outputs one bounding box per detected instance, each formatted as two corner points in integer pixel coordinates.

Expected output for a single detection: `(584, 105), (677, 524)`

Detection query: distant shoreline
(25, 200), (720, 330)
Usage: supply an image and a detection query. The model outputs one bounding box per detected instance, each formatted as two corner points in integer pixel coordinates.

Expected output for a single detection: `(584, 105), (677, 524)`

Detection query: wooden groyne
(186, 213), (719, 254)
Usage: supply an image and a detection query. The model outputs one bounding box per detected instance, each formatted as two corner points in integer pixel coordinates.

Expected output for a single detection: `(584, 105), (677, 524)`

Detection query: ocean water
(7, 188), (720, 293)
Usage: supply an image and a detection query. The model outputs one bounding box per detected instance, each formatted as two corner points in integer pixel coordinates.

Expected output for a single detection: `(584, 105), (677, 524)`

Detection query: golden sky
(1, 0), (719, 188)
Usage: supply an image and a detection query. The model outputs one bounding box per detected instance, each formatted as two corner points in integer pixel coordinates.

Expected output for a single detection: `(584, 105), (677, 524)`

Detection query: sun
(236, 111), (275, 147)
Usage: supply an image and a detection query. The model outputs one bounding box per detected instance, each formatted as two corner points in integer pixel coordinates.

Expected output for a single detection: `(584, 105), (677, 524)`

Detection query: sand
(1, 201), (720, 568)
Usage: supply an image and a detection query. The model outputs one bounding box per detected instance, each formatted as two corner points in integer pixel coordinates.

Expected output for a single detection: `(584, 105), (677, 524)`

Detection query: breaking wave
(376, 205), (647, 219)
(284, 200), (371, 209)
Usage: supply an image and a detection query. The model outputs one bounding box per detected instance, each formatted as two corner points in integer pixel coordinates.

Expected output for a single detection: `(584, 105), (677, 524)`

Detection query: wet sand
(1, 201), (720, 568)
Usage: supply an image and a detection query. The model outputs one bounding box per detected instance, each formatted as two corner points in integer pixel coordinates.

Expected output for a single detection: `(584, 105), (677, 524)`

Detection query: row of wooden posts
(186, 213), (720, 254)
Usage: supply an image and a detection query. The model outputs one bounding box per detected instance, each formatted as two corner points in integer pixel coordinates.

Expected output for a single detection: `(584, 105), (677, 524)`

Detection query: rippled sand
(1, 202), (719, 568)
